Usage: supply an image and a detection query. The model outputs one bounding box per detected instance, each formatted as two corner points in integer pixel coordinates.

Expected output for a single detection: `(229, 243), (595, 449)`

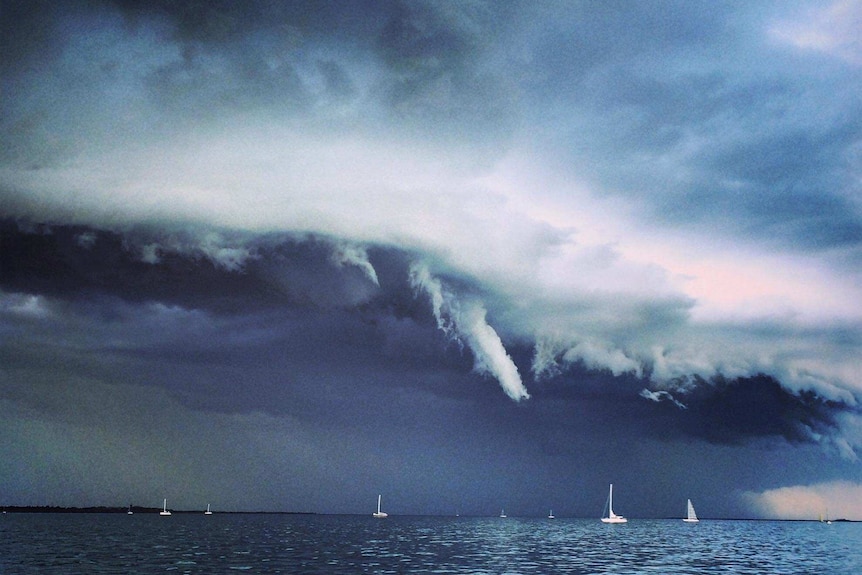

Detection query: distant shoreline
(0, 506), (316, 515)
(0, 507), (856, 521)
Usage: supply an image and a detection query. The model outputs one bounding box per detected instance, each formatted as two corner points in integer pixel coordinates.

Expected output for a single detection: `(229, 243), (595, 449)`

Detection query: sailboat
(204, 504), (212, 515)
(683, 499), (699, 523)
(548, 509), (555, 519)
(127, 504), (133, 515)
(600, 484), (627, 523)
(372, 494), (388, 518)
(499, 508), (507, 518)
(159, 498), (171, 516)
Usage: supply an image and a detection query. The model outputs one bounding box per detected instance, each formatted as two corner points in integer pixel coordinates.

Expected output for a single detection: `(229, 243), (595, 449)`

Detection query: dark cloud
(0, 219), (277, 311)
(111, 0), (390, 44)
(643, 375), (852, 446)
(0, 218), (475, 400)
(521, 355), (856, 452)
(9, 217), (852, 443)
(1, 1), (860, 518)
(0, 0), (64, 74)
(0, 219), (404, 313)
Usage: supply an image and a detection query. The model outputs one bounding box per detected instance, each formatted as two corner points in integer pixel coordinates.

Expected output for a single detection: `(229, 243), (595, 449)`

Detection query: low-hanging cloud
(2, 0), (862, 516)
(744, 481), (862, 521)
(409, 262), (529, 401)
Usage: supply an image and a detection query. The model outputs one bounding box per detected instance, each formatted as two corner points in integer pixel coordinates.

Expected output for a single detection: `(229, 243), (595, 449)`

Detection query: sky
(1, 0), (861, 520)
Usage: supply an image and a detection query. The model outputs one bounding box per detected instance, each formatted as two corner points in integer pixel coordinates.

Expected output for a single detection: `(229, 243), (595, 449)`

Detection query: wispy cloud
(409, 262), (528, 401)
(769, 0), (862, 66)
(330, 241), (379, 287)
(639, 388), (686, 410)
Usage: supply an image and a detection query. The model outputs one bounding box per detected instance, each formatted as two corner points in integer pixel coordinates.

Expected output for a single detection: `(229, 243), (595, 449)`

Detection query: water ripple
(2, 514), (861, 574)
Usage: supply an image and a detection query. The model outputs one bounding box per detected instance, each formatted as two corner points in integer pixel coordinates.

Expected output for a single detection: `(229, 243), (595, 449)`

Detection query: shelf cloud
(2, 0), (861, 518)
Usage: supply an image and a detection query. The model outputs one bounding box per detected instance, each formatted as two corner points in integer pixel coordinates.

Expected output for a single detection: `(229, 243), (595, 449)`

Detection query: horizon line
(1, 505), (856, 522)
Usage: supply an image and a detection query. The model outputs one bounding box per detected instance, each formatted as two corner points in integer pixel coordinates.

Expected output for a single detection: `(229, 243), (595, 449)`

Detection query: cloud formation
(745, 481), (862, 521)
(1, 0), (861, 516)
(409, 262), (528, 401)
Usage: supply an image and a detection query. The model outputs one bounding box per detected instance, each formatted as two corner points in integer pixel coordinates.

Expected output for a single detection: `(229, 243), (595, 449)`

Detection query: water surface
(2, 513), (860, 574)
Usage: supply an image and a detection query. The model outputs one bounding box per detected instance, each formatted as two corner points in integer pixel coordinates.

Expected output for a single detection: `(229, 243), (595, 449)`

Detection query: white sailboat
(499, 508), (507, 518)
(127, 504), (133, 515)
(159, 498), (171, 516)
(204, 503), (212, 515)
(683, 499), (699, 523)
(548, 509), (555, 519)
(600, 484), (627, 523)
(372, 494), (388, 518)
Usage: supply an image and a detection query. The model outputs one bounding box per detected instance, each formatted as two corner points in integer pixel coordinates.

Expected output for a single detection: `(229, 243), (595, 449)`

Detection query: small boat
(499, 509), (507, 518)
(127, 504), (133, 515)
(600, 484), (627, 523)
(159, 498), (171, 516)
(683, 499), (699, 523)
(372, 494), (388, 518)
(548, 510), (555, 519)
(204, 504), (212, 515)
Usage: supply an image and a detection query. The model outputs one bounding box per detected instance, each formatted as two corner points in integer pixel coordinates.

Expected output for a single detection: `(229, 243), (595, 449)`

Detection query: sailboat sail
(683, 499), (699, 522)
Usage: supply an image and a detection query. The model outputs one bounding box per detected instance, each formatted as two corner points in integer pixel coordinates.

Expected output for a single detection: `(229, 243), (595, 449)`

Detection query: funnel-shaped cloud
(330, 242), (379, 286)
(409, 262), (529, 401)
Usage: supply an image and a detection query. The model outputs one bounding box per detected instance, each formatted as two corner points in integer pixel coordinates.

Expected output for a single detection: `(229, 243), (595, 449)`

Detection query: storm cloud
(2, 0), (861, 518)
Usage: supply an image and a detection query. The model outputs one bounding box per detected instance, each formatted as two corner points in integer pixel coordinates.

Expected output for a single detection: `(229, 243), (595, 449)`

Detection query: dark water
(2, 513), (861, 574)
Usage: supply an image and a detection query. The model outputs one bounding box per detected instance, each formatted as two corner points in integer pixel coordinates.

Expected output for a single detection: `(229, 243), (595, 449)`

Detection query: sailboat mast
(609, 484), (613, 515)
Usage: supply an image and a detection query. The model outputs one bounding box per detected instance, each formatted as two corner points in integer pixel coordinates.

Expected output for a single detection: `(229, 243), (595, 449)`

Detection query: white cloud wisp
(409, 262), (529, 401)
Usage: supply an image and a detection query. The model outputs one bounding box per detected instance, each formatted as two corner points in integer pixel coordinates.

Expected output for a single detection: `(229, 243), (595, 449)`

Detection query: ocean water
(2, 513), (860, 574)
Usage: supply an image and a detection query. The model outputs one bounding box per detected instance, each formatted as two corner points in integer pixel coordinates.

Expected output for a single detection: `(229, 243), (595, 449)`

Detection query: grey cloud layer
(2, 219), (855, 439)
(3, 0), (859, 262)
(2, 0), (861, 515)
(1, 0), (519, 169)
(2, 0), (860, 410)
(524, 1), (862, 260)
